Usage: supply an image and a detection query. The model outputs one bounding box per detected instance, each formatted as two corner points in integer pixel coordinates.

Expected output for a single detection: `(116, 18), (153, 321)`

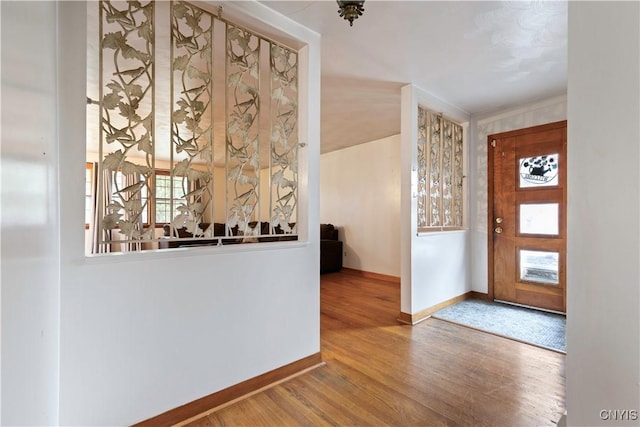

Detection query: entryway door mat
(432, 299), (566, 353)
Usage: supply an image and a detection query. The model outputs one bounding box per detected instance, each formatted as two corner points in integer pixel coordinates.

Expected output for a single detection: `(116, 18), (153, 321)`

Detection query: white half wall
(469, 95), (567, 294)
(1, 2), (61, 425)
(566, 2), (639, 425)
(400, 84), (471, 314)
(2, 1), (321, 425)
(320, 134), (401, 277)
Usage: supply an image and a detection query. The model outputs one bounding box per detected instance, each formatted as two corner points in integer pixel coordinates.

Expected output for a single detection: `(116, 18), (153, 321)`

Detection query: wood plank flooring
(182, 271), (566, 426)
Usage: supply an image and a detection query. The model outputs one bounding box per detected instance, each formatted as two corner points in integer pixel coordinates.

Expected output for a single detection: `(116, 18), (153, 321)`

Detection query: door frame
(487, 120), (568, 306)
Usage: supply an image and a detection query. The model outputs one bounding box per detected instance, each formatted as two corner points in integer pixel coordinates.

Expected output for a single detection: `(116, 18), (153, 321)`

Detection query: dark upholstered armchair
(320, 224), (343, 274)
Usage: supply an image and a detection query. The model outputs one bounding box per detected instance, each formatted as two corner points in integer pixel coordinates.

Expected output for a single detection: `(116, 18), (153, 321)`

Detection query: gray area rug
(432, 299), (566, 353)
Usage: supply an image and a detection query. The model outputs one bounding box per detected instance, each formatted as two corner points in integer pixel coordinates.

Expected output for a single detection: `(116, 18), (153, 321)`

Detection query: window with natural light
(154, 172), (186, 224)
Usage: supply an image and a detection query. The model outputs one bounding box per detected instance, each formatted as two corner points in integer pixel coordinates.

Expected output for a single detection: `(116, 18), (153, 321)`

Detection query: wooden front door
(489, 121), (567, 313)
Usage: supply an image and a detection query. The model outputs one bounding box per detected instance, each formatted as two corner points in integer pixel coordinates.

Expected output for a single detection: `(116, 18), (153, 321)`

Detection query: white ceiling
(260, 0), (568, 153)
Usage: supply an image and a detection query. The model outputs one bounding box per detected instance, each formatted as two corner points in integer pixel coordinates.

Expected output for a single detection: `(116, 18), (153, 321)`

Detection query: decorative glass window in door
(519, 154), (559, 188)
(416, 106), (464, 230)
(519, 249), (560, 285)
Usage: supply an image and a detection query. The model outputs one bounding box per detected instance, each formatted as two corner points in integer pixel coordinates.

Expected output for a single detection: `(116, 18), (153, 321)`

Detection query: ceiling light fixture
(337, 1), (365, 27)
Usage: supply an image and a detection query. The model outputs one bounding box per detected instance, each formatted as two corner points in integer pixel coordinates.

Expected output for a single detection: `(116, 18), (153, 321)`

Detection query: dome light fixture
(337, 1), (365, 27)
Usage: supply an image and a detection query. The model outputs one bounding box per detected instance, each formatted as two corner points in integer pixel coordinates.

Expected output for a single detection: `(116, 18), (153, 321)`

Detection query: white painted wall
(566, 2), (640, 425)
(320, 134), (401, 277)
(400, 85), (471, 314)
(469, 95), (567, 294)
(2, 1), (321, 425)
(1, 2), (61, 425)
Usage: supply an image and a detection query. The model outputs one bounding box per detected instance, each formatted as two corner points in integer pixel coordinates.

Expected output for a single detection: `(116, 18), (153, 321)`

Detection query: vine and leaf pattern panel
(441, 119), (453, 226)
(417, 107), (428, 227)
(99, 0), (155, 245)
(429, 112), (442, 226)
(170, 1), (215, 238)
(452, 124), (464, 226)
(270, 45), (298, 234)
(95, 0), (299, 250)
(416, 106), (464, 229)
(226, 25), (260, 236)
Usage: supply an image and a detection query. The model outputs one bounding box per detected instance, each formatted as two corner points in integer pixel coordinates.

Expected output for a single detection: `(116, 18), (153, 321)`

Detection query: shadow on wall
(338, 226), (361, 270)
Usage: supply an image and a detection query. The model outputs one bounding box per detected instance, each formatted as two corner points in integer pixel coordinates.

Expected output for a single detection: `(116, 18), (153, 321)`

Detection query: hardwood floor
(182, 271), (566, 426)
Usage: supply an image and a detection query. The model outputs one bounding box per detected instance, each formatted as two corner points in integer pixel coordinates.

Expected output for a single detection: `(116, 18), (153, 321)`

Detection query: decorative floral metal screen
(416, 107), (463, 229)
(170, 1), (215, 238)
(92, 1), (299, 251)
(98, 0), (155, 245)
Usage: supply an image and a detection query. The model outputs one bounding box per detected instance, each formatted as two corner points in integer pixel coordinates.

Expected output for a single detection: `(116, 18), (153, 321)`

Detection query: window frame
(85, 162), (93, 229)
(86, 167), (190, 230)
(152, 170), (189, 227)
